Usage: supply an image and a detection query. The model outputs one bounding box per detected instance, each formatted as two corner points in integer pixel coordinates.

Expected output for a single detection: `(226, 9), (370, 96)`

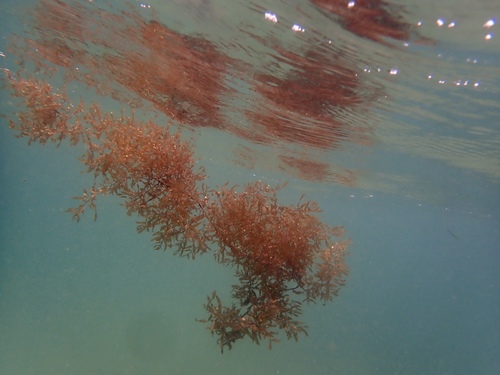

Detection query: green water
(1, 0), (499, 374)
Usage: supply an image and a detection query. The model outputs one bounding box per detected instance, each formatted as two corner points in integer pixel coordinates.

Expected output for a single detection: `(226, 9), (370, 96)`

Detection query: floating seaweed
(311, 0), (417, 44)
(9, 0), (379, 185)
(3, 70), (349, 352)
(2, 0), (351, 352)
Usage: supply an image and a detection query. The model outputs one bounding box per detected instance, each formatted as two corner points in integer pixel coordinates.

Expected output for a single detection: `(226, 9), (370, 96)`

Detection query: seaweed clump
(2, 70), (349, 353)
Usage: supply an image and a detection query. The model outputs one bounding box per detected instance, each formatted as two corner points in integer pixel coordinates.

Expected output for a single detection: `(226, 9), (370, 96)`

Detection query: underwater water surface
(1, 0), (499, 374)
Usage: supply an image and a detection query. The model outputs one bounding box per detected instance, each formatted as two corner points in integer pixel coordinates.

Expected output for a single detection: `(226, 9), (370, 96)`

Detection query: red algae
(2, 0), (352, 352)
(248, 47), (361, 150)
(311, 0), (415, 43)
(7, 0), (385, 184)
(18, 0), (234, 128)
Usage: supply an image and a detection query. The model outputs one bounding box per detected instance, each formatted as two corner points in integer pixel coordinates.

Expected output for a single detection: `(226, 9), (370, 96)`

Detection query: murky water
(1, 0), (499, 374)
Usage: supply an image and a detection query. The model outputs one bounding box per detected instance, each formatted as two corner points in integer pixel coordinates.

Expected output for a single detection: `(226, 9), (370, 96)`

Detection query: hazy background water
(1, 0), (499, 374)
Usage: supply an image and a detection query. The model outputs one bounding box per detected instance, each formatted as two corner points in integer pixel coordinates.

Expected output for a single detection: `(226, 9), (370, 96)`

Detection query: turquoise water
(1, 0), (499, 374)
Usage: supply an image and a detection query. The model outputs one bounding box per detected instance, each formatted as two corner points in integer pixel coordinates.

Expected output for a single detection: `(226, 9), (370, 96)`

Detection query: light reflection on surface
(1, 0), (498, 213)
(1, 1), (499, 374)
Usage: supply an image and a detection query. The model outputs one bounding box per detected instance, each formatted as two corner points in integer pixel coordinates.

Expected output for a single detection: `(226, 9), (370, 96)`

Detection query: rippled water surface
(1, 0), (499, 374)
